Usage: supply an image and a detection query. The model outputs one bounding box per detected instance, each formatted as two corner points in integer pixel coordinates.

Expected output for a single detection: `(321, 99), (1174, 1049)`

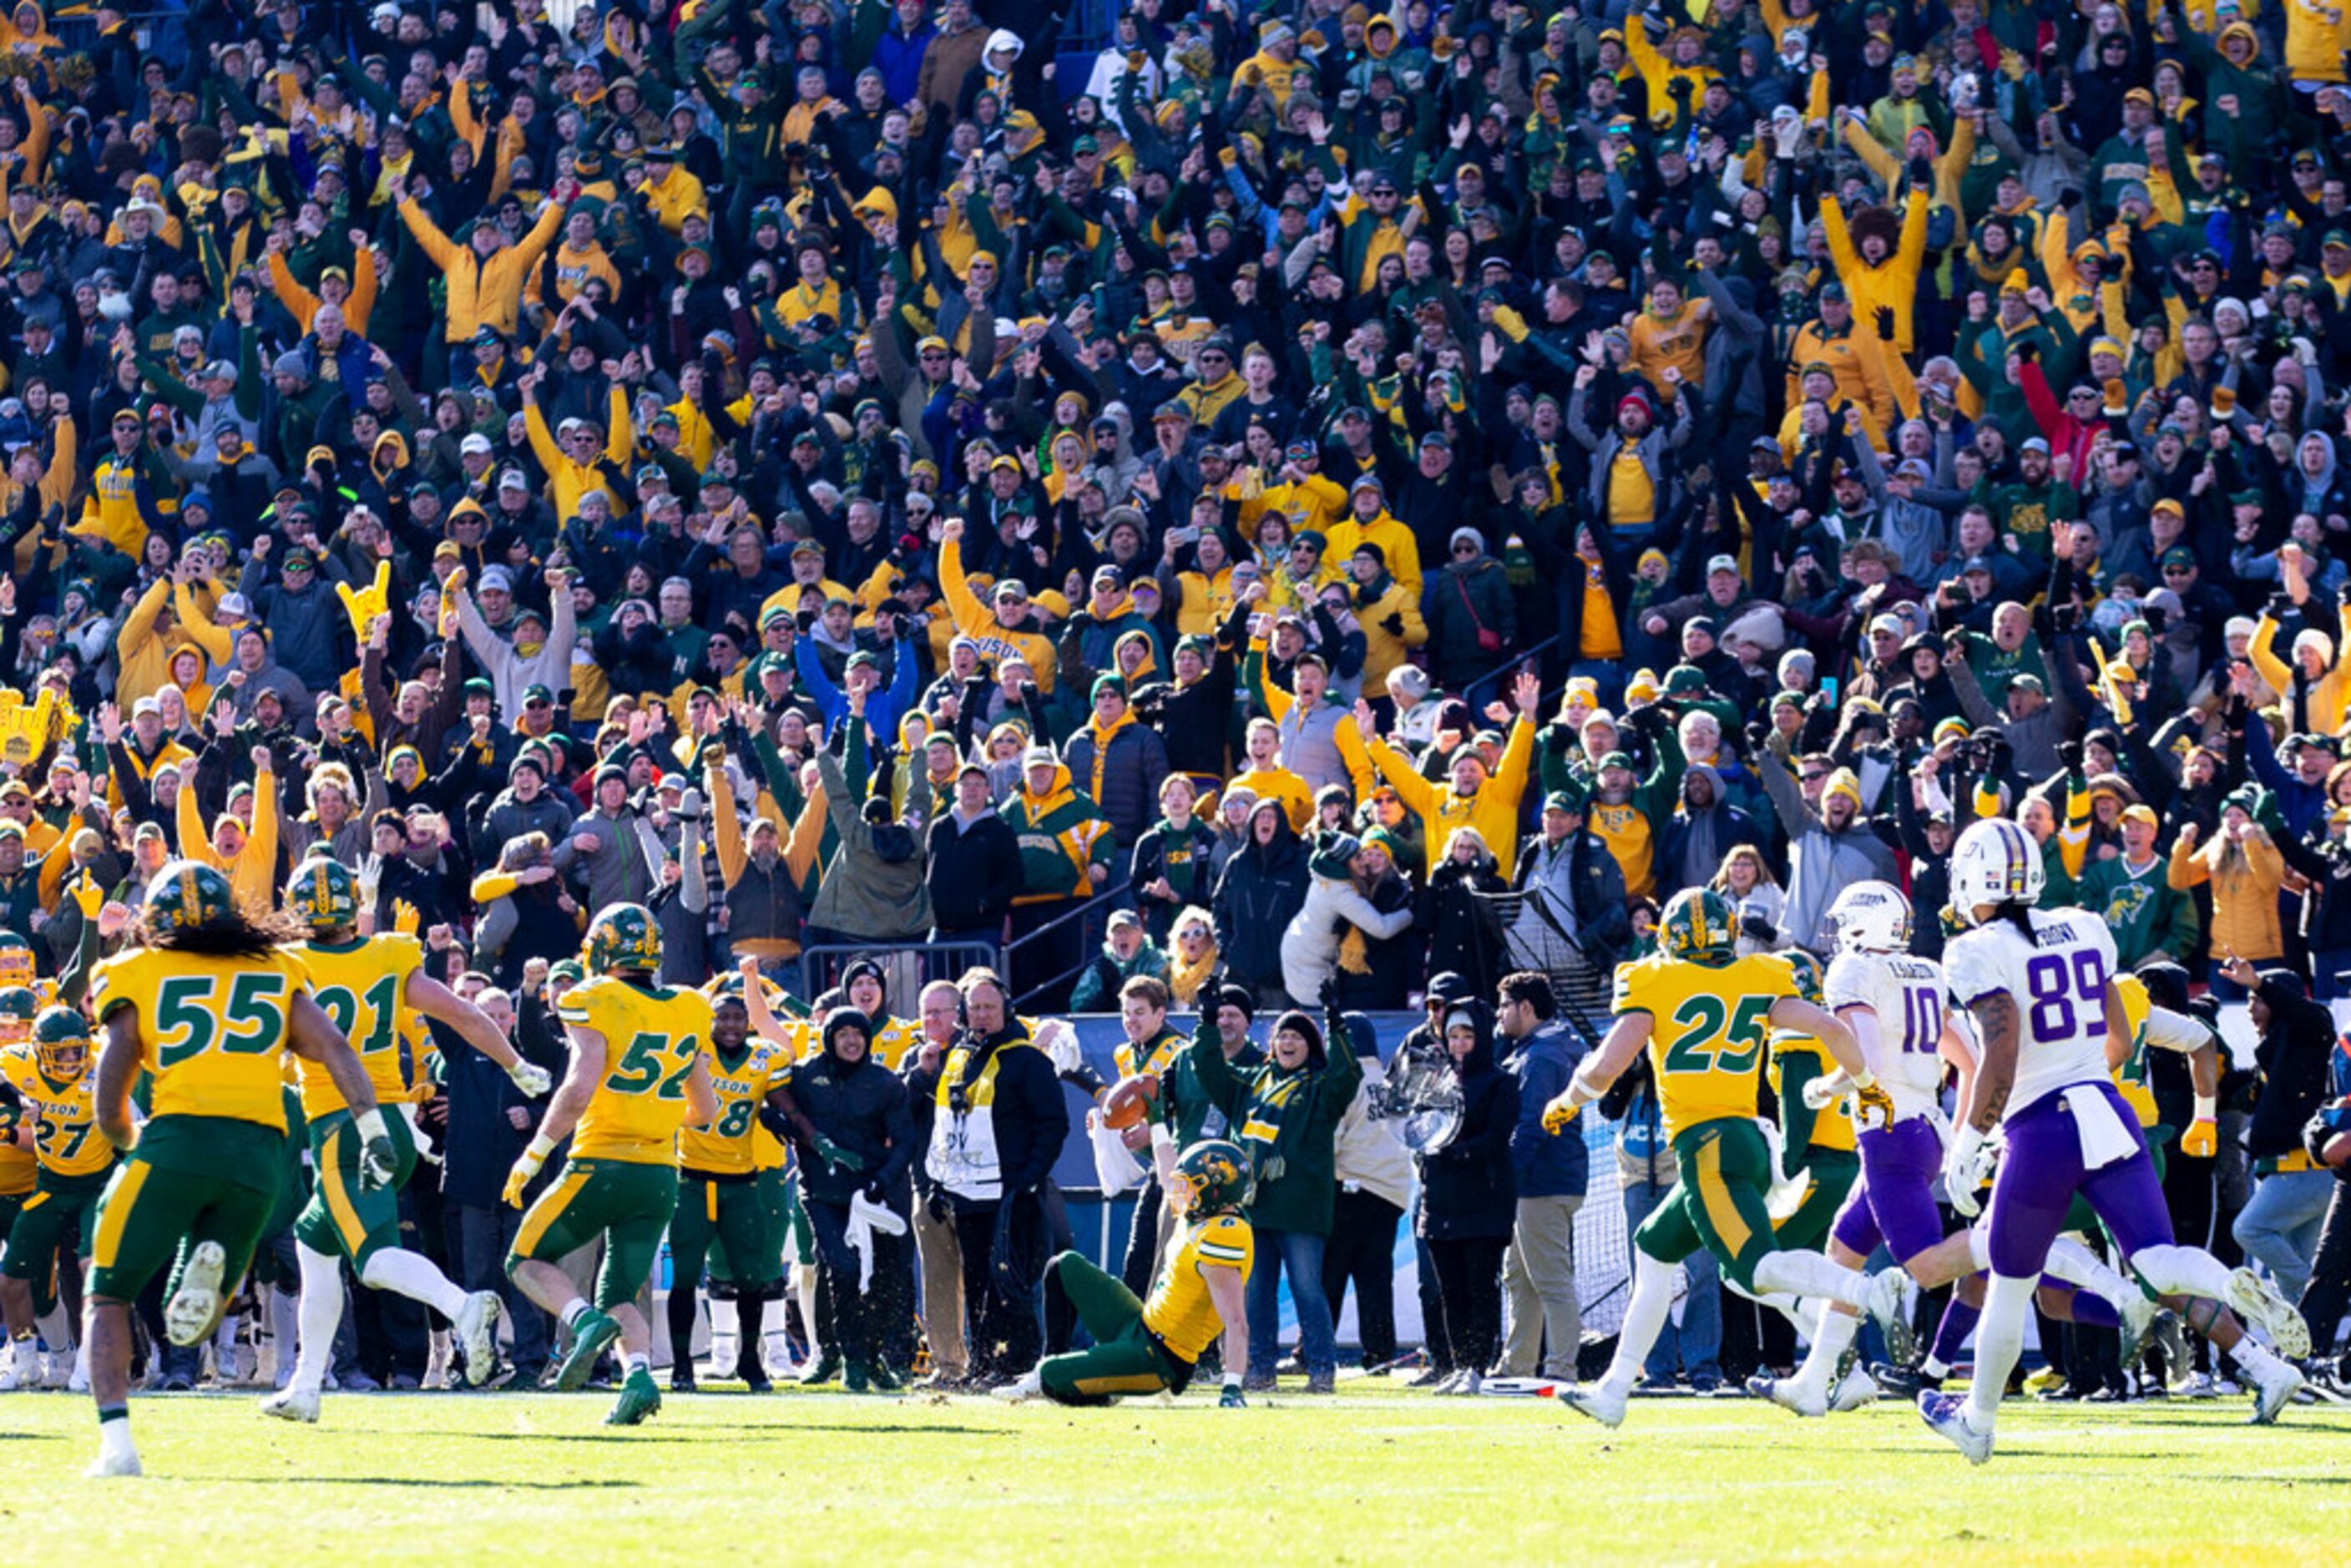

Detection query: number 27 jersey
(1944, 908), (2117, 1120)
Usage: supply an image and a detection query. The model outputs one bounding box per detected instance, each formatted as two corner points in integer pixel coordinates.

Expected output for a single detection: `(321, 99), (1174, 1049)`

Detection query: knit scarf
(1081, 709), (1135, 804)
(1169, 938), (1219, 1005)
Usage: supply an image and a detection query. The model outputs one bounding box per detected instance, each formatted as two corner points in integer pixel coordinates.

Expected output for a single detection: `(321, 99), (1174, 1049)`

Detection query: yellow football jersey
(1767, 1030), (1857, 1153)
(91, 948), (311, 1132)
(1614, 952), (1797, 1141)
(868, 1015), (922, 1073)
(555, 974), (713, 1165)
(0, 1141), (32, 1196)
(288, 934), (426, 1120)
(1141, 1212), (1254, 1363)
(679, 1039), (790, 1176)
(2108, 973), (2161, 1130)
(0, 1045), (112, 1178)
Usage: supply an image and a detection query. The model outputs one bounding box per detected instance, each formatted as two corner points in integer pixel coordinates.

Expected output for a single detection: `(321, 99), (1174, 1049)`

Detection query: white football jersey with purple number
(1943, 907), (2119, 1121)
(1824, 949), (1949, 1121)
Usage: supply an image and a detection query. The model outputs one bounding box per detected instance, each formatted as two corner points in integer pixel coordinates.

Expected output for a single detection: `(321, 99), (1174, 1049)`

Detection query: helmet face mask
(0, 937), (31, 991)
(1828, 880), (1912, 953)
(1170, 1139), (1251, 1219)
(0, 984), (35, 1044)
(33, 1005), (88, 1081)
(1658, 887), (1736, 965)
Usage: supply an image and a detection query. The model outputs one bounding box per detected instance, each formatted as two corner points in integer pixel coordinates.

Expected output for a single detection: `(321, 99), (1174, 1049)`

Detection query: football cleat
(259, 1385), (321, 1424)
(1868, 1360), (1929, 1398)
(1560, 1383), (1626, 1429)
(2247, 1358), (2304, 1427)
(454, 1292), (502, 1387)
(2226, 1268), (2312, 1359)
(164, 1242), (228, 1348)
(1918, 1391), (1994, 1464)
(553, 1309), (621, 1393)
(85, 1442), (143, 1479)
(1832, 1363), (1879, 1414)
(1747, 1373), (1828, 1418)
(604, 1368), (661, 1426)
(2117, 1296), (2170, 1373)
(989, 1368), (1043, 1404)
(1864, 1268), (1916, 1367)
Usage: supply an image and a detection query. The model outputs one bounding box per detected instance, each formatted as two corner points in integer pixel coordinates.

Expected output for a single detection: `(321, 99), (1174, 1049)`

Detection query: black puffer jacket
(779, 1010), (916, 1206)
(1212, 809), (1310, 994)
(1413, 1022), (1519, 1242)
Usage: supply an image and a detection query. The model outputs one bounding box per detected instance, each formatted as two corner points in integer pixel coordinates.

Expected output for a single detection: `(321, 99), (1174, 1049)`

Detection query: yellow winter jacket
(398, 196), (566, 342)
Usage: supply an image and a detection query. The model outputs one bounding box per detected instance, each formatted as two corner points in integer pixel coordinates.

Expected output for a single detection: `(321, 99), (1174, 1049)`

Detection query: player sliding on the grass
(263, 857), (553, 1424)
(1540, 887), (1913, 1429)
(996, 1137), (1253, 1408)
(1917, 821), (2307, 1464)
(503, 905), (717, 1427)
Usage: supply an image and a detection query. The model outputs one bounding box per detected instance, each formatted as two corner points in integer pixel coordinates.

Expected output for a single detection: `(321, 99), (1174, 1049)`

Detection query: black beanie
(1272, 1009), (1324, 1060)
(1216, 983), (1255, 1020)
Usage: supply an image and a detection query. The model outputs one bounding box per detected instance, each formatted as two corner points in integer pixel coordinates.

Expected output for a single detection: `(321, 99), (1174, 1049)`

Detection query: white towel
(845, 1191), (911, 1292)
(2063, 1085), (2139, 1171)
(1088, 1115), (1146, 1198)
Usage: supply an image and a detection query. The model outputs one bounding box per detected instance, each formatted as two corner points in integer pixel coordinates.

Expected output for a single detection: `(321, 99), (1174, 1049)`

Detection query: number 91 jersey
(1613, 951), (1801, 1141)
(1944, 907), (2118, 1122)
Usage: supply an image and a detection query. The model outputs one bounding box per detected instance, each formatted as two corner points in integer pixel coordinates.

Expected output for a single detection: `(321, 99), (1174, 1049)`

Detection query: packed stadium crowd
(0, 0), (2346, 1469)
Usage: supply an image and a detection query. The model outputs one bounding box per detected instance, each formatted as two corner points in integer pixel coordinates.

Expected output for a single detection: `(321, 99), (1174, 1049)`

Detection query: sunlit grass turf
(7, 1379), (2349, 1564)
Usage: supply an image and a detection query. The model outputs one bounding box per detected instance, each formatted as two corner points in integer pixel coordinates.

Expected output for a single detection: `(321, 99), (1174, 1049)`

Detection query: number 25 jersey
(1944, 908), (2117, 1120)
(555, 974), (712, 1165)
(1613, 952), (1800, 1141)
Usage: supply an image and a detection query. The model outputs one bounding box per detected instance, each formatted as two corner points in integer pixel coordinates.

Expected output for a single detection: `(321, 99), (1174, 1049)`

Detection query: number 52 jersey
(1944, 908), (2118, 1120)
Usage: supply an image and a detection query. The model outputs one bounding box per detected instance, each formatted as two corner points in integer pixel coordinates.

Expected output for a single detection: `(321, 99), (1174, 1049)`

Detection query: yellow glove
(392, 899), (420, 936)
(1853, 1080), (1897, 1133)
(335, 559), (393, 641)
(69, 871), (104, 920)
(1541, 1093), (1580, 1135)
(1490, 304), (1529, 342)
(2181, 1118), (2217, 1159)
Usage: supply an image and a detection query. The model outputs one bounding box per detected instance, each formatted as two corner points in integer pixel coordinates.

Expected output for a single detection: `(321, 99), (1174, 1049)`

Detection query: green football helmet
(33, 1005), (89, 1081)
(286, 856), (359, 933)
(1782, 949), (1824, 1004)
(584, 903), (662, 976)
(1170, 1139), (1251, 1219)
(144, 860), (235, 938)
(1657, 887), (1737, 966)
(0, 984), (36, 1044)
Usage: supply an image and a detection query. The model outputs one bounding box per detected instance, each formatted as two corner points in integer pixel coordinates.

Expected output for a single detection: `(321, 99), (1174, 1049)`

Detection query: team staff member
(503, 905), (718, 1428)
(83, 861), (388, 1479)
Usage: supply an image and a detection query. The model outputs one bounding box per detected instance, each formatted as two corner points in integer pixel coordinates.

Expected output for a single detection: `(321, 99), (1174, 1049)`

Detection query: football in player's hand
(1103, 1072), (1162, 1130)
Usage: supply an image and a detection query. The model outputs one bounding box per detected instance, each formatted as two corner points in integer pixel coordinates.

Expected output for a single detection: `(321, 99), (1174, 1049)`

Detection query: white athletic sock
(2124, 1243), (2235, 1304)
(359, 1247), (468, 1323)
(624, 1352), (650, 1376)
(561, 1297), (591, 1329)
(291, 1244), (346, 1395)
(1968, 1227), (1991, 1271)
(270, 1287), (299, 1383)
(1601, 1252), (1676, 1397)
(1792, 1308), (1861, 1398)
(1752, 1250), (1869, 1311)
(2041, 1237), (2135, 1309)
(1964, 1273), (2036, 1433)
(2227, 1337), (2283, 1377)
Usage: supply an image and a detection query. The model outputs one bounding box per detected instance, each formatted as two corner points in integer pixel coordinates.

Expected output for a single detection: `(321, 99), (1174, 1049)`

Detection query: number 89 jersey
(1614, 951), (1801, 1141)
(1944, 907), (2118, 1123)
(555, 974), (713, 1165)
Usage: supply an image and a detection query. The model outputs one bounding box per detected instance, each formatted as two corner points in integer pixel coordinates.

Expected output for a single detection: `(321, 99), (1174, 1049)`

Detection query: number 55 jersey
(1944, 908), (2119, 1120)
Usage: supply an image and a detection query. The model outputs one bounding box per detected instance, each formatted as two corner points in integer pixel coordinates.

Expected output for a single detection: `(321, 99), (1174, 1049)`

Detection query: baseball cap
(1705, 554), (1740, 577)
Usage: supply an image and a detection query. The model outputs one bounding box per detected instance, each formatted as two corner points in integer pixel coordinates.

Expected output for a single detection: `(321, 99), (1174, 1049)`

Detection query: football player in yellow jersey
(665, 984), (790, 1393)
(999, 1139), (1253, 1406)
(263, 857), (557, 1424)
(1764, 951), (1863, 1257)
(503, 904), (717, 1427)
(0, 1008), (112, 1390)
(82, 861), (387, 1479)
(0, 986), (38, 1314)
(1539, 888), (1910, 1429)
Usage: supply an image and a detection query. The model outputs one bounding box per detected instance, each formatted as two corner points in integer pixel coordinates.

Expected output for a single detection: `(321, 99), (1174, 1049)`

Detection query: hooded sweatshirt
(1004, 760), (1115, 903)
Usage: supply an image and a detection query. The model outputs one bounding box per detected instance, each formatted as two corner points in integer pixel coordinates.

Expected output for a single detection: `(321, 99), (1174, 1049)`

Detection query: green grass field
(9, 1382), (2349, 1563)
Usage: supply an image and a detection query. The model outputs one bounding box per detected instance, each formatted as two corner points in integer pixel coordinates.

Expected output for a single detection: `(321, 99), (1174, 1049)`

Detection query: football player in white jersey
(1748, 881), (1977, 1417)
(1918, 821), (2307, 1464)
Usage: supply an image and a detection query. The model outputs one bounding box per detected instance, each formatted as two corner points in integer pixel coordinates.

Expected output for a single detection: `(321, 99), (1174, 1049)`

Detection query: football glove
(1941, 1125), (1991, 1219)
(503, 1135), (555, 1209)
(2180, 1118), (2218, 1159)
(507, 1059), (554, 1098)
(1800, 1075), (1842, 1111)
(1540, 1091), (1581, 1135)
(1853, 1078), (1897, 1133)
(812, 1133), (867, 1174)
(1219, 1382), (1247, 1409)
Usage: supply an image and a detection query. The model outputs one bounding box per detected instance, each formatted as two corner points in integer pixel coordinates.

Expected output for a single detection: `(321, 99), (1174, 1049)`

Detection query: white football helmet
(1828, 880), (1912, 953)
(1949, 817), (2045, 926)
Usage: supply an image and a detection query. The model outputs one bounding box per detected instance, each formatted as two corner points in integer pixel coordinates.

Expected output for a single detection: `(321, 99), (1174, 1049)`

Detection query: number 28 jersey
(1824, 949), (1950, 1122)
(1613, 952), (1801, 1141)
(1944, 908), (2117, 1121)
(555, 975), (713, 1165)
